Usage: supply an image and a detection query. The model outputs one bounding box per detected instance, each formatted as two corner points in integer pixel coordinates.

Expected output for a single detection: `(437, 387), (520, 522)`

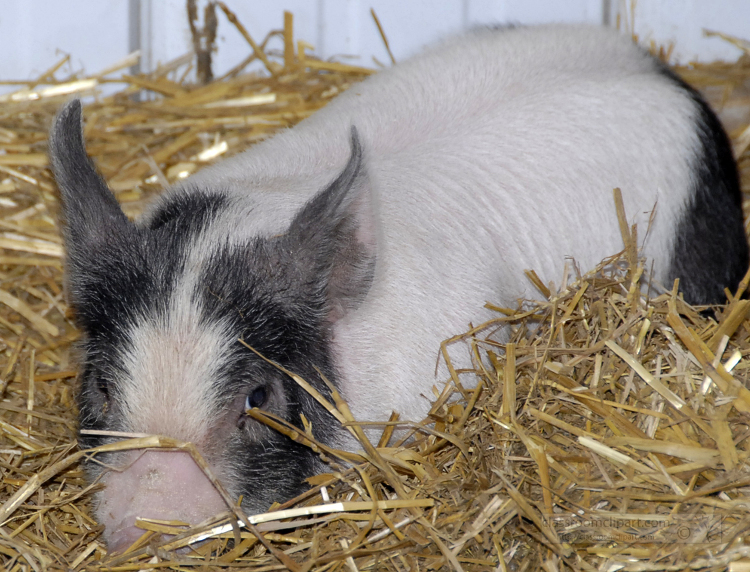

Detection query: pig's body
(49, 25), (748, 551)
(162, 24), (743, 423)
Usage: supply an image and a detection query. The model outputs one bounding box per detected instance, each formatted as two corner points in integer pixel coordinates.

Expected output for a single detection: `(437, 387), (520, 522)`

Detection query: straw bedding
(1, 8), (750, 572)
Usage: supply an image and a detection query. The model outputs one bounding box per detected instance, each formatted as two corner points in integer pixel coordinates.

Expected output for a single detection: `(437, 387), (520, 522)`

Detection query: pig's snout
(101, 450), (228, 553)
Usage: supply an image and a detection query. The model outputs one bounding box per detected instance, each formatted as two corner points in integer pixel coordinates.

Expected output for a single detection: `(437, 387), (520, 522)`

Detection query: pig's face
(49, 101), (376, 551)
(74, 209), (337, 548)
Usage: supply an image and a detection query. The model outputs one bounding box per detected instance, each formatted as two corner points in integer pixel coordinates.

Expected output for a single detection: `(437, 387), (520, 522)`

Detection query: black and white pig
(49, 24), (748, 551)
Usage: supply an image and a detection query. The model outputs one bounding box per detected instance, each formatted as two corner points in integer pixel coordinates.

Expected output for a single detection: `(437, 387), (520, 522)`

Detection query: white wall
(0, 0), (131, 80)
(0, 0), (747, 86)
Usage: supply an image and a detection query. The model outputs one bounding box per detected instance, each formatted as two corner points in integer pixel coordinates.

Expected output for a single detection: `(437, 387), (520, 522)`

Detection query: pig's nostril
(108, 524), (150, 554)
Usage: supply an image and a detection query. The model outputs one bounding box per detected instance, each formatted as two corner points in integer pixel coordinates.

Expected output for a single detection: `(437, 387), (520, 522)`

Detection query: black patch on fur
(147, 192), (228, 232)
(71, 190), (227, 337)
(655, 63), (749, 305)
(196, 240), (340, 508)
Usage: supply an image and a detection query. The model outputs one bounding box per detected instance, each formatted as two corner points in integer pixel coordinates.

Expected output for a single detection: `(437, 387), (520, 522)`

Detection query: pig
(49, 24), (748, 551)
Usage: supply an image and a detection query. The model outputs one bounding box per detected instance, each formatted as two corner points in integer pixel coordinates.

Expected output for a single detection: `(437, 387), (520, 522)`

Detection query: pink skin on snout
(100, 450), (228, 553)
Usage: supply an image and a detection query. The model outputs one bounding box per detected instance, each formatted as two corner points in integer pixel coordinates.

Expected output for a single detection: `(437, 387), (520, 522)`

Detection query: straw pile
(1, 7), (750, 571)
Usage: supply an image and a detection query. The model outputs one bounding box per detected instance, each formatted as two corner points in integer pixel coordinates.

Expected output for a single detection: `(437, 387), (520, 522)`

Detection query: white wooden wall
(0, 0), (131, 82)
(0, 0), (748, 84)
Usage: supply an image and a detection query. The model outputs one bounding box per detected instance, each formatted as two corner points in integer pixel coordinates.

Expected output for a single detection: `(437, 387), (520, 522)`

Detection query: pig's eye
(96, 377), (110, 401)
(245, 386), (268, 410)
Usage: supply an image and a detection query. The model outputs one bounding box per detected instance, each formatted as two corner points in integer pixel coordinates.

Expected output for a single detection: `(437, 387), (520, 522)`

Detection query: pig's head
(49, 100), (377, 551)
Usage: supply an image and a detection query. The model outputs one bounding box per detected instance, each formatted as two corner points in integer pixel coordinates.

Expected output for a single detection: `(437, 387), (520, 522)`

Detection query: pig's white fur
(137, 24), (699, 437)
(118, 277), (232, 443)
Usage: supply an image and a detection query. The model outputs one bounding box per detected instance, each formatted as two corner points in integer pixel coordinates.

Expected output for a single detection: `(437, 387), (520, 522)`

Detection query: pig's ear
(286, 127), (377, 322)
(49, 99), (131, 260)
